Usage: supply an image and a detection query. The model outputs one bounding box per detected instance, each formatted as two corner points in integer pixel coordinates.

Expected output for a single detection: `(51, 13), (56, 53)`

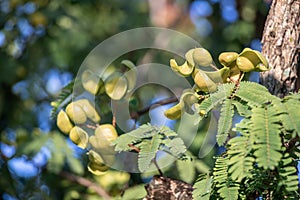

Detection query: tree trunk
(260, 0), (300, 97)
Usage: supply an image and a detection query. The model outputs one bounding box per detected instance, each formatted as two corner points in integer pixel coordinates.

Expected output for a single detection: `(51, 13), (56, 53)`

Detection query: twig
(153, 155), (163, 176)
(130, 96), (178, 119)
(59, 171), (111, 200)
(128, 144), (140, 152)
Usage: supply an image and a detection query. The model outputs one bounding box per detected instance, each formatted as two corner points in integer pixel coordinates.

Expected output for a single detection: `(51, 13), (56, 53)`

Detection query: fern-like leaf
(217, 98), (234, 145)
(193, 174), (213, 200)
(195, 83), (235, 124)
(163, 137), (187, 158)
(50, 80), (74, 119)
(112, 124), (156, 151)
(213, 157), (239, 200)
(235, 82), (278, 108)
(279, 154), (299, 193)
(227, 134), (254, 182)
(274, 98), (300, 136)
(251, 105), (282, 170)
(232, 100), (252, 117)
(138, 134), (161, 172)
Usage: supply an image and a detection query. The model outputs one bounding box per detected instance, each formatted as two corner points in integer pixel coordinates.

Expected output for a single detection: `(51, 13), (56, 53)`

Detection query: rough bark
(260, 0), (300, 97)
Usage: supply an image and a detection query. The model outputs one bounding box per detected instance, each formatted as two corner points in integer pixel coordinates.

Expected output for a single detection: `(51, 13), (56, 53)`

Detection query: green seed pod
(81, 70), (105, 95)
(185, 49), (195, 66)
(121, 60), (137, 93)
(90, 124), (118, 151)
(164, 102), (182, 120)
(236, 48), (269, 72)
(192, 48), (213, 67)
(66, 102), (87, 124)
(228, 64), (243, 82)
(170, 59), (194, 76)
(87, 150), (109, 175)
(193, 70), (217, 92)
(104, 72), (128, 100)
(203, 67), (230, 83)
(57, 110), (74, 134)
(181, 91), (199, 114)
(69, 126), (89, 149)
(75, 99), (101, 123)
(218, 52), (239, 67)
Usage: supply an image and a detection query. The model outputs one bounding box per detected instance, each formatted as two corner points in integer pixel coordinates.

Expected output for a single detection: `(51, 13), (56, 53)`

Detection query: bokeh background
(0, 0), (271, 199)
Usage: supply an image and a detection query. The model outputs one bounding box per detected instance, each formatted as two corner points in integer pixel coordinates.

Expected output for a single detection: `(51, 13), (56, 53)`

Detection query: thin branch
(59, 171), (111, 200)
(130, 96), (178, 119)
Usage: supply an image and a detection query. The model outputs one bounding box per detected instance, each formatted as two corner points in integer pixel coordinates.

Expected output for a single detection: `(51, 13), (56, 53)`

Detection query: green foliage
(217, 99), (234, 145)
(113, 124), (187, 172)
(121, 184), (147, 200)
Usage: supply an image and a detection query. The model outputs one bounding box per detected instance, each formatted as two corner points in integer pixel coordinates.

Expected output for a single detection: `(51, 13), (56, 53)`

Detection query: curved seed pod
(57, 110), (73, 134)
(193, 70), (218, 92)
(90, 124), (118, 151)
(236, 48), (269, 72)
(203, 67), (230, 83)
(87, 150), (109, 175)
(121, 60), (137, 92)
(192, 48), (213, 67)
(81, 70), (105, 95)
(170, 59), (194, 76)
(228, 64), (243, 82)
(66, 102), (87, 124)
(75, 99), (101, 123)
(164, 102), (182, 120)
(218, 52), (239, 67)
(104, 72), (128, 100)
(185, 49), (195, 66)
(181, 91), (199, 114)
(69, 126), (89, 149)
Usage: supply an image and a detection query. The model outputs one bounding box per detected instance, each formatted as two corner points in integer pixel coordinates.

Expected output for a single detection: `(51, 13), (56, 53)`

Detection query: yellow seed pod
(57, 110), (73, 134)
(218, 52), (239, 67)
(203, 67), (230, 83)
(185, 49), (195, 66)
(192, 48), (213, 67)
(81, 70), (105, 95)
(169, 59), (194, 76)
(181, 92), (199, 114)
(69, 126), (89, 149)
(104, 72), (128, 100)
(66, 102), (87, 124)
(75, 99), (101, 123)
(236, 48), (269, 72)
(228, 64), (243, 82)
(164, 102), (182, 120)
(89, 124), (118, 150)
(87, 150), (109, 175)
(193, 70), (217, 92)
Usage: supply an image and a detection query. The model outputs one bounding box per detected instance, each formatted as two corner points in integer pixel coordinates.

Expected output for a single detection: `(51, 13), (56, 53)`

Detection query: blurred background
(0, 0), (270, 199)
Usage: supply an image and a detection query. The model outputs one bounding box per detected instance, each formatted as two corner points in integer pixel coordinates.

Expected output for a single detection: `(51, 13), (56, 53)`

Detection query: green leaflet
(279, 155), (299, 194)
(138, 134), (161, 172)
(227, 135), (254, 182)
(235, 81), (279, 107)
(251, 105), (282, 170)
(163, 137), (187, 158)
(121, 184), (147, 200)
(217, 98), (234, 145)
(274, 98), (300, 136)
(50, 80), (74, 119)
(193, 174), (213, 200)
(232, 100), (252, 117)
(112, 124), (156, 152)
(195, 83), (235, 124)
(213, 157), (239, 200)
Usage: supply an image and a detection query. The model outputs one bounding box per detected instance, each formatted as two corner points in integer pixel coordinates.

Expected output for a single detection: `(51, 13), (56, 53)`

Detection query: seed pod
(75, 99), (101, 123)
(192, 48), (213, 67)
(218, 52), (239, 67)
(185, 49), (195, 66)
(66, 102), (87, 124)
(69, 126), (89, 149)
(164, 102), (182, 120)
(90, 124), (118, 151)
(193, 70), (217, 92)
(181, 91), (199, 114)
(121, 60), (137, 93)
(236, 48), (269, 72)
(87, 150), (109, 175)
(104, 72), (128, 100)
(57, 110), (73, 134)
(170, 59), (194, 76)
(81, 70), (105, 95)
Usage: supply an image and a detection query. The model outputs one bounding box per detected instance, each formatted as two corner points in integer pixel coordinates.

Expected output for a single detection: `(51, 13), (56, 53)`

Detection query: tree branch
(130, 96), (178, 119)
(59, 171), (111, 200)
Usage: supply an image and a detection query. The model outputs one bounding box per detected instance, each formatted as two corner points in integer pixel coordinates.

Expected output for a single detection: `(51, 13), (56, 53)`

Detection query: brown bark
(260, 0), (300, 98)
